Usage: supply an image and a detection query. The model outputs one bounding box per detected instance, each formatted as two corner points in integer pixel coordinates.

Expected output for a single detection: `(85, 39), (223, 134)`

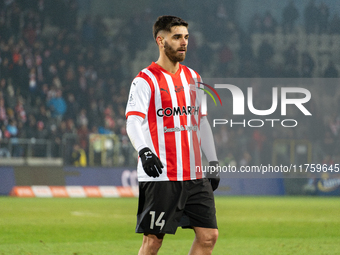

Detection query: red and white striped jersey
(126, 62), (205, 182)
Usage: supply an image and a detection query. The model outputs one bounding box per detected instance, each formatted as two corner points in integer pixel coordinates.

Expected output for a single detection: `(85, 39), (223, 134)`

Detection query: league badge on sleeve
(129, 92), (136, 106)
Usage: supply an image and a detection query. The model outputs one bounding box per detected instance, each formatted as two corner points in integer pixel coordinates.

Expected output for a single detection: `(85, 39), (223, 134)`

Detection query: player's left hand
(207, 161), (220, 191)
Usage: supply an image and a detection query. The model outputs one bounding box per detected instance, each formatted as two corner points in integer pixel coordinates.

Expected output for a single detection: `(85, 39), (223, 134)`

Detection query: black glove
(139, 147), (163, 178)
(207, 161), (220, 191)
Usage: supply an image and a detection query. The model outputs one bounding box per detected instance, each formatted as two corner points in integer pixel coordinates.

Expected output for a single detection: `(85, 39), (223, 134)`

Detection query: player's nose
(180, 37), (187, 46)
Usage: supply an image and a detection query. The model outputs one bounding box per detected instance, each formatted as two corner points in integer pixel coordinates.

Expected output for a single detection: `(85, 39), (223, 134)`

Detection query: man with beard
(125, 16), (219, 255)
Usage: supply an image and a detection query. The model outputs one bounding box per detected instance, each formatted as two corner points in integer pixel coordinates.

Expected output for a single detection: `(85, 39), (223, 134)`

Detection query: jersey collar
(151, 62), (182, 77)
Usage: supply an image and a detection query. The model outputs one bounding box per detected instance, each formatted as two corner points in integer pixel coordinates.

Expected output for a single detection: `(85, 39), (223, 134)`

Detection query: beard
(164, 41), (186, 63)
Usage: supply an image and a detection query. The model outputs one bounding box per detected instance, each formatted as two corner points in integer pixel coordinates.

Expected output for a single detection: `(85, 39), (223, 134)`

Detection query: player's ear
(156, 35), (164, 47)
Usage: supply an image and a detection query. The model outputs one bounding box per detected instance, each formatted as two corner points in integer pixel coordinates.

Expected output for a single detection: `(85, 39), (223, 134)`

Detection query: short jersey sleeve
(125, 77), (152, 119)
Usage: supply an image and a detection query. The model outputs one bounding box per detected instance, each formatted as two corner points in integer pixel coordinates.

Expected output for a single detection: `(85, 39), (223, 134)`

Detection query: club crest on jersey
(157, 106), (199, 117)
(174, 85), (184, 93)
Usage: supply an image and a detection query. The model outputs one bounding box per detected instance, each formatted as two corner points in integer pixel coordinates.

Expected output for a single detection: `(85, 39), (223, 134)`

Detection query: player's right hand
(139, 147), (164, 178)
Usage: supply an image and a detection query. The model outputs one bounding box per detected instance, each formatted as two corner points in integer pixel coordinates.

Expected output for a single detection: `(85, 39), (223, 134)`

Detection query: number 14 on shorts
(150, 211), (165, 230)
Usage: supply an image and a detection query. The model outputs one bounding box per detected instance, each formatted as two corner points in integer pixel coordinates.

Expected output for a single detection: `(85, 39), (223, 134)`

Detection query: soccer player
(125, 15), (220, 255)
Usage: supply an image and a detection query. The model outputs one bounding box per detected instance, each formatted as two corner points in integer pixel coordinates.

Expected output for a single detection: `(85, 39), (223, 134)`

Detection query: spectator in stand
(252, 129), (266, 165)
(71, 143), (87, 167)
(0, 79), (6, 95)
(238, 35), (254, 63)
(282, 0), (299, 33)
(0, 53), (11, 81)
(323, 130), (335, 157)
(284, 43), (299, 68)
(49, 124), (61, 158)
(12, 55), (29, 93)
(248, 13), (262, 34)
(322, 154), (334, 167)
(1, 124), (9, 139)
(14, 97), (27, 124)
(318, 2), (329, 34)
(262, 11), (277, 34)
(324, 60), (339, 78)
(283, 43), (300, 77)
(6, 119), (18, 138)
(239, 151), (252, 167)
(65, 93), (79, 121)
(258, 40), (275, 66)
(94, 15), (109, 48)
(23, 22), (37, 46)
(327, 115), (340, 139)
(103, 105), (115, 133)
(28, 66), (39, 98)
(46, 89), (67, 122)
(88, 100), (102, 129)
(77, 108), (89, 128)
(237, 35), (257, 77)
(36, 0), (46, 29)
(7, 119), (25, 157)
(304, 0), (319, 34)
(65, 118), (77, 134)
(257, 40), (275, 77)
(58, 120), (67, 134)
(9, 2), (21, 36)
(301, 52), (315, 77)
(120, 126), (130, 166)
(330, 14), (340, 34)
(63, 65), (77, 93)
(36, 104), (50, 127)
(47, 0), (76, 30)
(65, 0), (79, 32)
(5, 82), (16, 109)
(34, 121), (49, 157)
(81, 15), (95, 46)
(0, 97), (8, 125)
(77, 123), (89, 155)
(217, 43), (233, 76)
(25, 114), (38, 138)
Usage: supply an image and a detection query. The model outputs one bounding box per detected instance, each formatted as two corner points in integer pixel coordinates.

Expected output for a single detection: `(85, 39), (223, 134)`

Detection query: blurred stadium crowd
(0, 0), (339, 167)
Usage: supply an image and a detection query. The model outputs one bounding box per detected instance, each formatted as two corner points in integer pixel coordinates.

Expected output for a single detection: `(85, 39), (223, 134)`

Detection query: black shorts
(136, 178), (217, 234)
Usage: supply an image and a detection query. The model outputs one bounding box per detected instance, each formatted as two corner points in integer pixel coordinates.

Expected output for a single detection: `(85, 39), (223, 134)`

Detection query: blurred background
(1, 0), (340, 196)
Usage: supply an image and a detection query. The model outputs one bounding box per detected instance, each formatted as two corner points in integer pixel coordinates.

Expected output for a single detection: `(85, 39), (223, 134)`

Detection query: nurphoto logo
(198, 79), (312, 128)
